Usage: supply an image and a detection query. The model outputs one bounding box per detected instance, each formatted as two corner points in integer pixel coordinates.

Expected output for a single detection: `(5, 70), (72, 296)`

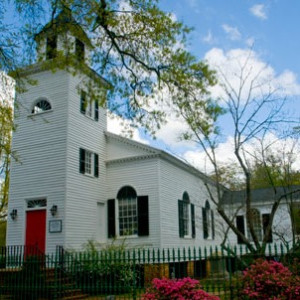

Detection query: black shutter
(236, 215), (245, 244)
(211, 210), (215, 239)
(107, 199), (116, 238)
(202, 207), (208, 239)
(94, 100), (99, 121)
(137, 196), (149, 236)
(262, 214), (273, 243)
(191, 204), (196, 238)
(80, 91), (86, 114)
(94, 154), (99, 177)
(79, 148), (85, 174)
(178, 200), (184, 238)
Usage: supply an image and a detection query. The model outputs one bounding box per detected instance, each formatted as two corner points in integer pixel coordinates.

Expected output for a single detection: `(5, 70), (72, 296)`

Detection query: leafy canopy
(1, 0), (218, 134)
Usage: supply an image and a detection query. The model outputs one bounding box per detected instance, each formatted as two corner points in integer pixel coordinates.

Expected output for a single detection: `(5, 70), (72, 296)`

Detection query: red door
(25, 210), (46, 255)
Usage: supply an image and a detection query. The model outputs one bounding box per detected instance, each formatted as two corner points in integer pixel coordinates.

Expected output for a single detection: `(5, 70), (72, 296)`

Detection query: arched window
(117, 186), (138, 236)
(248, 208), (262, 241)
(202, 200), (215, 239)
(32, 99), (52, 114)
(178, 192), (195, 238)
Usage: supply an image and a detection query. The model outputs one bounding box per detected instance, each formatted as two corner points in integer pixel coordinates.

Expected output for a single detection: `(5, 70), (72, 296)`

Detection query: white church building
(6, 10), (298, 255)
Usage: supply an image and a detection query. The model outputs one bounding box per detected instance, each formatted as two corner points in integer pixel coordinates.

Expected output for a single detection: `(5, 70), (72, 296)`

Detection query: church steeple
(35, 7), (92, 66)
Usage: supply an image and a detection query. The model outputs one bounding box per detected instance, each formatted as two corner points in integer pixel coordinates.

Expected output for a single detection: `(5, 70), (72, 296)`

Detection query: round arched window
(117, 186), (138, 236)
(32, 99), (52, 114)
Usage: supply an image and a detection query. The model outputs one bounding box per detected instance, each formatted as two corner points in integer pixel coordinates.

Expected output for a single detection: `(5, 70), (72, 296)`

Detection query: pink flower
(142, 277), (220, 300)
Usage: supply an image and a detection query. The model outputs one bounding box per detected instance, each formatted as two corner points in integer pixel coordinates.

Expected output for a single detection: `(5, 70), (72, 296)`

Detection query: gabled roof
(221, 185), (300, 205)
(105, 131), (220, 187)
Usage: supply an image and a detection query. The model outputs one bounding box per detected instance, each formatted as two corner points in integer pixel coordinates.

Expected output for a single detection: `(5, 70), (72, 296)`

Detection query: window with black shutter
(107, 199), (116, 238)
(79, 148), (85, 174)
(137, 196), (149, 236)
(202, 207), (208, 239)
(191, 204), (196, 238)
(262, 214), (273, 243)
(94, 154), (99, 177)
(109, 187), (150, 237)
(211, 210), (215, 239)
(203, 200), (214, 239)
(80, 90), (86, 114)
(236, 215), (245, 244)
(178, 192), (193, 238)
(95, 101), (99, 121)
(178, 200), (184, 238)
(79, 148), (99, 177)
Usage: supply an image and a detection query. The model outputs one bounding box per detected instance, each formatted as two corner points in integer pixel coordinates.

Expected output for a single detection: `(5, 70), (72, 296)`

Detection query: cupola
(35, 7), (92, 66)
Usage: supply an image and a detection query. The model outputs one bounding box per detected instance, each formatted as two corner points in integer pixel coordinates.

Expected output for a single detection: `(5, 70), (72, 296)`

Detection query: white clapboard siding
(7, 69), (70, 252)
(106, 157), (161, 248)
(63, 73), (108, 249)
(158, 158), (221, 249)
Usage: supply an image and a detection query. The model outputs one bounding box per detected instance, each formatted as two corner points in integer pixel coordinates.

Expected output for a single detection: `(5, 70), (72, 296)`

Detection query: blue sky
(160, 0), (300, 74)
(3, 0), (300, 174)
(110, 0), (300, 172)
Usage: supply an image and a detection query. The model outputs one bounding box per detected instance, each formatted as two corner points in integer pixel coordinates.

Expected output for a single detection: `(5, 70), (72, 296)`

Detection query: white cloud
(222, 24), (241, 41)
(183, 133), (300, 174)
(204, 47), (300, 101)
(250, 4), (267, 20)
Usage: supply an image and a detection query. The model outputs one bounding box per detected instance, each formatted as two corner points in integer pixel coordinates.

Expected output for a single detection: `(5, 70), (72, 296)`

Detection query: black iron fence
(0, 243), (299, 299)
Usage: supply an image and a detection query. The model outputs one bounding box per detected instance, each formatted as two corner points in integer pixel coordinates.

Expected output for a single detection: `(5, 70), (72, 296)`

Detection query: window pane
(118, 196), (138, 236)
(85, 151), (92, 174)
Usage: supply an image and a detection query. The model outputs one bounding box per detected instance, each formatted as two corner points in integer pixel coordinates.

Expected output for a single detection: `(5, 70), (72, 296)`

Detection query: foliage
(142, 277), (220, 300)
(176, 48), (300, 254)
(241, 258), (300, 300)
(1, 0), (217, 134)
(0, 220), (6, 247)
(72, 239), (139, 294)
(0, 72), (14, 221)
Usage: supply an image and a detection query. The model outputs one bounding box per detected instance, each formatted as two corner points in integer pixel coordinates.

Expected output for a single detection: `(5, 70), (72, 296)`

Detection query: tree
(176, 49), (300, 254)
(1, 0), (216, 134)
(0, 72), (14, 246)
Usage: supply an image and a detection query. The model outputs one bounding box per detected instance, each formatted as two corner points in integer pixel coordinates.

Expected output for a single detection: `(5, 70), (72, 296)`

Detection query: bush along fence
(0, 243), (299, 299)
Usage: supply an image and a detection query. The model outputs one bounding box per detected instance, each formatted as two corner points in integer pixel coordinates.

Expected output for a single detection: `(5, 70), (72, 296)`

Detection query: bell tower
(35, 7), (93, 66)
(7, 8), (109, 253)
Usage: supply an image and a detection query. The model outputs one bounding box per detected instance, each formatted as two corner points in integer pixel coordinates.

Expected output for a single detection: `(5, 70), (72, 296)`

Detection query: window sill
(28, 109), (53, 117)
(116, 235), (138, 239)
(81, 112), (97, 122)
(82, 173), (96, 179)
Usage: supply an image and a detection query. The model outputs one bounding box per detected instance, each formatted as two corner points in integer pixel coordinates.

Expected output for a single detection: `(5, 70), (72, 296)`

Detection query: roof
(105, 131), (220, 187)
(221, 185), (300, 205)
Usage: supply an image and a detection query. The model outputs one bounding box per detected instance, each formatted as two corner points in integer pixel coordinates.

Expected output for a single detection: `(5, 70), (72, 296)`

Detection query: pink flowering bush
(242, 258), (300, 300)
(142, 277), (220, 300)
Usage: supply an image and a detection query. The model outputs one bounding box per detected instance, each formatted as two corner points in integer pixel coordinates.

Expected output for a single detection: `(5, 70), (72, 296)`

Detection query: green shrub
(72, 239), (140, 295)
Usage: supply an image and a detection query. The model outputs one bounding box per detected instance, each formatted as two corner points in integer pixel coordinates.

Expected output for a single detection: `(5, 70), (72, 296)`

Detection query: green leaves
(2, 0), (218, 133)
